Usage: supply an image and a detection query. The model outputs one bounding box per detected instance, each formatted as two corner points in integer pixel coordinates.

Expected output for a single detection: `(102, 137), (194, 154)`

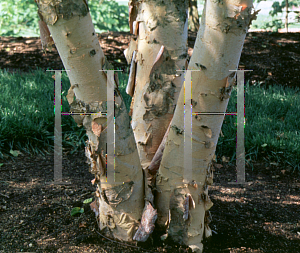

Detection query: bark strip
(38, 19), (54, 51)
(133, 202), (157, 242)
(126, 50), (137, 97)
(148, 119), (172, 176)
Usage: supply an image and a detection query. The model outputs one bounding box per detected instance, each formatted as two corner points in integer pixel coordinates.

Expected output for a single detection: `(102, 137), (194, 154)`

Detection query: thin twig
(79, 192), (90, 198)
(64, 191), (71, 199)
(0, 193), (9, 198)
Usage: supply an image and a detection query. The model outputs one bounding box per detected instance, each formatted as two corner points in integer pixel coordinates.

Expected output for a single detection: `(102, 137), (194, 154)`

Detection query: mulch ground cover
(0, 30), (300, 252)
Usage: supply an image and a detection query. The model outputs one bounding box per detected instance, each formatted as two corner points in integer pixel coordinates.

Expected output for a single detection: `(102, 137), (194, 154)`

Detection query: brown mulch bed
(0, 31), (300, 252)
(0, 151), (299, 253)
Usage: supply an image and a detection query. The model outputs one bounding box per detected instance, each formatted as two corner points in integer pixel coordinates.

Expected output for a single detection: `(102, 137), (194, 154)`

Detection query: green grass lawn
(0, 68), (299, 172)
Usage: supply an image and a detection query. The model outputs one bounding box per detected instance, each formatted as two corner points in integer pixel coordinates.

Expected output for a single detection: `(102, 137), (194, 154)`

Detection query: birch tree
(35, 0), (257, 252)
(35, 0), (145, 242)
(155, 0), (257, 251)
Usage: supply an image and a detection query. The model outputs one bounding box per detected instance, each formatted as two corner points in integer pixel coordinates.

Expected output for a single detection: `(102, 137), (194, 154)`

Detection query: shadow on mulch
(0, 150), (299, 253)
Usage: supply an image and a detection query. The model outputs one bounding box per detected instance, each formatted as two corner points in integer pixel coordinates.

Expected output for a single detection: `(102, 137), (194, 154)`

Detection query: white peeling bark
(128, 0), (189, 170)
(155, 0), (256, 252)
(35, 0), (144, 242)
(125, 0), (189, 242)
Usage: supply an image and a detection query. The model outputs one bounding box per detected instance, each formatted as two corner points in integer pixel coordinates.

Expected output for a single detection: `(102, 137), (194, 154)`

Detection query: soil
(0, 151), (299, 253)
(0, 30), (300, 252)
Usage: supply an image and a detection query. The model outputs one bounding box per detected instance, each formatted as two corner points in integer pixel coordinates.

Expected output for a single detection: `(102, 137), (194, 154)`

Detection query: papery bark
(155, 0), (256, 251)
(35, 0), (144, 241)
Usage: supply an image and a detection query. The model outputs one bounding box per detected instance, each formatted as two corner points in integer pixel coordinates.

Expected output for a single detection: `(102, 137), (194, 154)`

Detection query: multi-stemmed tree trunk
(35, 0), (256, 251)
(189, 0), (200, 32)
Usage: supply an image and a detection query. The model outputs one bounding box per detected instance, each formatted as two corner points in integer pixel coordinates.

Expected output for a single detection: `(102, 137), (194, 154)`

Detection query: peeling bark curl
(133, 202), (157, 242)
(35, 0), (89, 25)
(130, 0), (189, 171)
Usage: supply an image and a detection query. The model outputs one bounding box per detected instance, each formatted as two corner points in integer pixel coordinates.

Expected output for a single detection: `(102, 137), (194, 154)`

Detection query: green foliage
(0, 69), (299, 172)
(263, 19), (284, 32)
(88, 0), (129, 33)
(0, 0), (40, 37)
(0, 0), (129, 37)
(0, 67), (130, 158)
(70, 207), (84, 216)
(83, 198), (93, 204)
(0, 68), (55, 157)
(251, 0), (300, 31)
(215, 81), (300, 172)
(269, 0), (299, 16)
